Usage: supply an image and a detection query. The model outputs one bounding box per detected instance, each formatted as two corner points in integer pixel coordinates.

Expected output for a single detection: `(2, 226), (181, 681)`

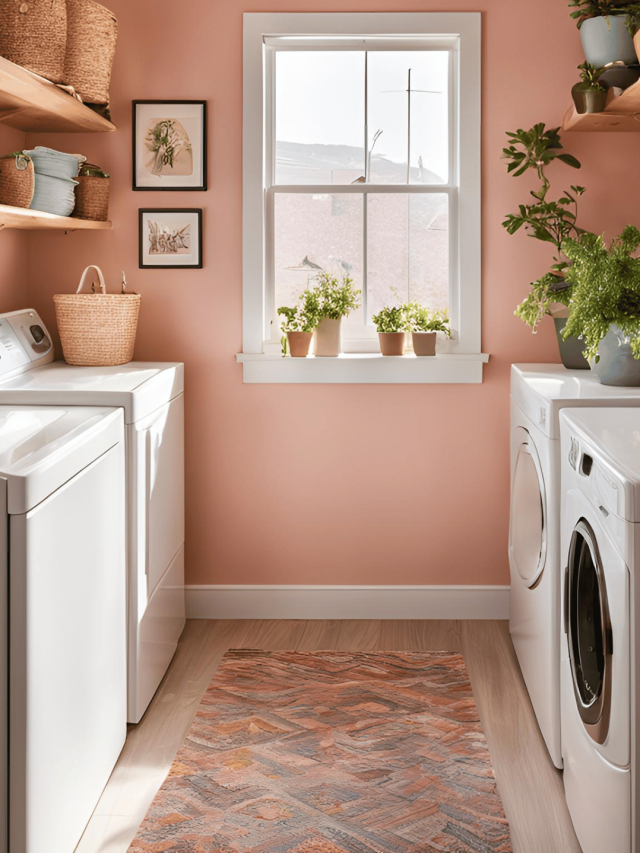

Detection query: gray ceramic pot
(580, 15), (637, 67)
(554, 318), (589, 370)
(592, 324), (640, 386)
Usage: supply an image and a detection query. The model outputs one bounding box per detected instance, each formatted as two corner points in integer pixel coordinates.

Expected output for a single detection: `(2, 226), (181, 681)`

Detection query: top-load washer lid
(560, 407), (640, 523)
(511, 364), (640, 440)
(0, 405), (123, 514)
(0, 362), (184, 424)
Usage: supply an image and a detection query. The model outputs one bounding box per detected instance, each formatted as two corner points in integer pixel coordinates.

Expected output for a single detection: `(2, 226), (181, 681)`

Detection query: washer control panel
(0, 309), (53, 378)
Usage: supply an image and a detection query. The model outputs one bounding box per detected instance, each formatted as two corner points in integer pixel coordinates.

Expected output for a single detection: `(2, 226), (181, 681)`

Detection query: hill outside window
(239, 13), (486, 383)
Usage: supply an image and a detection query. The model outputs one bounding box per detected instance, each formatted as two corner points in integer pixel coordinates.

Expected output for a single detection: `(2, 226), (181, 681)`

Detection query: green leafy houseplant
(572, 62), (608, 114)
(277, 289), (322, 355)
(562, 226), (640, 361)
(306, 270), (361, 319)
(568, 0), (640, 35)
(371, 305), (409, 333)
(502, 123), (587, 331)
(406, 303), (452, 336)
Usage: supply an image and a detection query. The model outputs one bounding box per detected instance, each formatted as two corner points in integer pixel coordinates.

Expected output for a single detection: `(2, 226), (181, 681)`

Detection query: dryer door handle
(563, 565), (569, 634)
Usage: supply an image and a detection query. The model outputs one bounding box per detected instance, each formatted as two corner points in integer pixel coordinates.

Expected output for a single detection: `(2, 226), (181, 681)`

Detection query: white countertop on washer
(512, 364), (640, 440)
(0, 362), (184, 424)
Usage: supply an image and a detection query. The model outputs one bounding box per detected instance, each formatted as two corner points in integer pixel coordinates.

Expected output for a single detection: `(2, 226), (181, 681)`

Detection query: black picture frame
(139, 208), (203, 269)
(132, 100), (207, 191)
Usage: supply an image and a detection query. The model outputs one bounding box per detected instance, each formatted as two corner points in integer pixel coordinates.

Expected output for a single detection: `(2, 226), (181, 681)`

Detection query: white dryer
(0, 309), (185, 723)
(510, 364), (640, 768)
(0, 404), (126, 853)
(559, 407), (638, 853)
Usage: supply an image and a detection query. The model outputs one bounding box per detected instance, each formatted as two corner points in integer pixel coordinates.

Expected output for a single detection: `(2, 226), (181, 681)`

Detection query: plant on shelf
(406, 303), (452, 356)
(372, 304), (409, 356)
(561, 226), (640, 384)
(568, 0), (639, 68)
(502, 124), (592, 354)
(572, 62), (608, 114)
(277, 290), (322, 358)
(304, 269), (361, 357)
(568, 0), (640, 35)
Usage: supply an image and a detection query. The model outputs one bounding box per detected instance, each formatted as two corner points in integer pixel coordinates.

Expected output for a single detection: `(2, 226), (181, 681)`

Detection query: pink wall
(11, 0), (640, 587)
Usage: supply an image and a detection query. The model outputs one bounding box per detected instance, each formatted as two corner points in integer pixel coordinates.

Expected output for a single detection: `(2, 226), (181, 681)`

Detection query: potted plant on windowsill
(562, 225), (640, 385)
(502, 123), (591, 369)
(568, 0), (639, 66)
(372, 305), (409, 355)
(572, 62), (608, 113)
(406, 304), (452, 355)
(277, 290), (321, 357)
(305, 270), (361, 357)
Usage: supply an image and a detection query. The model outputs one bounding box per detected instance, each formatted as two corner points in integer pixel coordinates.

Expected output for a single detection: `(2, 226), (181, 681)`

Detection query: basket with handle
(53, 265), (141, 366)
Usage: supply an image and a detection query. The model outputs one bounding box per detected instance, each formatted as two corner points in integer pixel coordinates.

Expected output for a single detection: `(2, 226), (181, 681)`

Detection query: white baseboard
(185, 585), (510, 620)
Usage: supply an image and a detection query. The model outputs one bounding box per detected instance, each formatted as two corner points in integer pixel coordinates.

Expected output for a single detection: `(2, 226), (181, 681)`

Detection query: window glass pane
(366, 193), (449, 322)
(275, 52), (365, 185)
(274, 193), (364, 325)
(367, 51), (449, 185)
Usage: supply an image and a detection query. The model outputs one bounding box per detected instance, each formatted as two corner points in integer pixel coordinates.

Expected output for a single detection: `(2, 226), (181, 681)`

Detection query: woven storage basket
(0, 0), (67, 83)
(73, 168), (109, 220)
(0, 153), (34, 208)
(63, 0), (117, 104)
(54, 265), (140, 366)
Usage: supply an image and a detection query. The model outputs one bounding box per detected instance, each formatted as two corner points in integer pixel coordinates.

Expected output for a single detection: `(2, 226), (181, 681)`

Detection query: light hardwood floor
(75, 620), (582, 853)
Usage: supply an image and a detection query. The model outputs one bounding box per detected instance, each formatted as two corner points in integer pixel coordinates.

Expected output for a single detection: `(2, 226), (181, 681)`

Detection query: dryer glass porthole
(567, 520), (612, 744)
(510, 434), (547, 587)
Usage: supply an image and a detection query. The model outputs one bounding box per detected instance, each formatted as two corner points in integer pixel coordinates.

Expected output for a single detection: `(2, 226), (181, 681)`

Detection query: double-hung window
(240, 13), (486, 383)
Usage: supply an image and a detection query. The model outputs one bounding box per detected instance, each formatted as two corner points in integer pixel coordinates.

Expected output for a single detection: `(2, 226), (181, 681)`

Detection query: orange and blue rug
(129, 650), (512, 852)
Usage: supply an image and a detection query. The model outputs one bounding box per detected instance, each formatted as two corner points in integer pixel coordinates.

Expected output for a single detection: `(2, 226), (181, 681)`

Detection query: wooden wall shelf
(563, 79), (640, 131)
(0, 56), (115, 134)
(0, 205), (112, 230)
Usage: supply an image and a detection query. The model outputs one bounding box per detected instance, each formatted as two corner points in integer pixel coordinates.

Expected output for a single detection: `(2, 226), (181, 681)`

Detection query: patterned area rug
(129, 650), (512, 853)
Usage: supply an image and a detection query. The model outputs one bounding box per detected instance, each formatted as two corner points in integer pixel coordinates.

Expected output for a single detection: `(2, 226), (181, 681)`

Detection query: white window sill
(236, 352), (490, 384)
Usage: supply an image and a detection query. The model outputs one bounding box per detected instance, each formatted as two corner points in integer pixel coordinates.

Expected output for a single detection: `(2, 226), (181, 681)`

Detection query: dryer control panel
(0, 310), (53, 378)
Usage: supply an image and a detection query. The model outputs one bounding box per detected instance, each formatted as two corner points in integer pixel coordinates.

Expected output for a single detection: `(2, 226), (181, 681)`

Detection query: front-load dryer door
(510, 426), (547, 589)
(566, 518), (622, 749)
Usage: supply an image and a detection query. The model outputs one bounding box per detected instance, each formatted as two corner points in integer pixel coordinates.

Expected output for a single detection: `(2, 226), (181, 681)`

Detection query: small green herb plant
(562, 226), (640, 361)
(568, 0), (640, 35)
(277, 289), (322, 354)
(371, 305), (409, 333)
(575, 61), (607, 90)
(307, 270), (361, 320)
(502, 123), (588, 331)
(407, 303), (452, 336)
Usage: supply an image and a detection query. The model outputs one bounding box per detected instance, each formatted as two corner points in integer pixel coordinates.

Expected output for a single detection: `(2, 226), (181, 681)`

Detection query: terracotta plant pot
(378, 332), (405, 356)
(287, 331), (312, 358)
(314, 317), (342, 357)
(412, 331), (437, 356)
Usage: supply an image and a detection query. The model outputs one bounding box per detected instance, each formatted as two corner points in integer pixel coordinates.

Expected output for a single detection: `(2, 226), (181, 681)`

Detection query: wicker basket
(0, 153), (34, 208)
(63, 0), (117, 104)
(73, 167), (109, 220)
(54, 265), (141, 366)
(0, 0), (67, 83)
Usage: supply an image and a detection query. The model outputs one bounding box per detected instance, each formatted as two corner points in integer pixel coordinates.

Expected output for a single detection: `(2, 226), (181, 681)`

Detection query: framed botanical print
(133, 100), (207, 190)
(139, 209), (203, 268)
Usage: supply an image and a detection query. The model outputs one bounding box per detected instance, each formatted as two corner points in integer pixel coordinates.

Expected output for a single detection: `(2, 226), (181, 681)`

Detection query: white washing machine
(0, 309), (185, 723)
(510, 364), (640, 769)
(559, 407), (638, 853)
(0, 404), (126, 853)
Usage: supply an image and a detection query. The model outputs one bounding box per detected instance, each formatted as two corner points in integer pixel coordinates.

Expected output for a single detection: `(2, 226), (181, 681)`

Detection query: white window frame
(238, 12), (487, 384)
